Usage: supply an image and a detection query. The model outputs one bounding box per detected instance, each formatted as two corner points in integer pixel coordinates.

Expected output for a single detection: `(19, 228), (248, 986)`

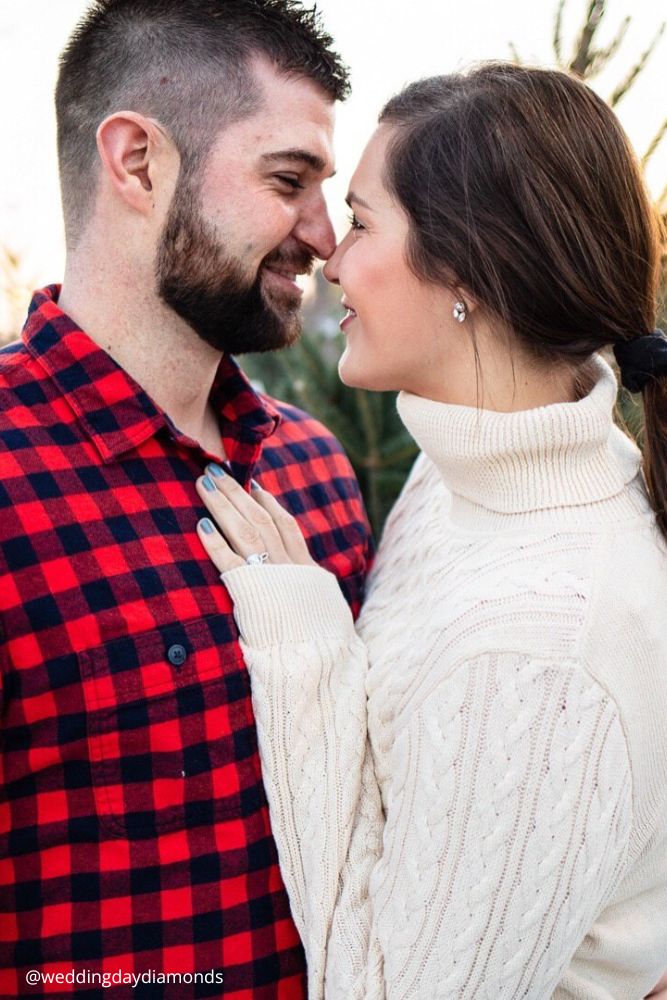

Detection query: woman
(196, 64), (667, 998)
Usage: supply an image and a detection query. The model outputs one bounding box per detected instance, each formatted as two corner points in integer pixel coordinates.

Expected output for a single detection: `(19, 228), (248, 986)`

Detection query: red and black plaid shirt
(0, 286), (372, 998)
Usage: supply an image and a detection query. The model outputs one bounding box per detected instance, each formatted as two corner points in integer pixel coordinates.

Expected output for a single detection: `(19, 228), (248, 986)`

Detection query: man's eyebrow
(261, 149), (334, 176)
(346, 191), (373, 211)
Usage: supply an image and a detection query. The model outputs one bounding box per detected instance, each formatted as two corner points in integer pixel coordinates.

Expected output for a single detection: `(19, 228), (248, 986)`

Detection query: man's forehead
(246, 58), (336, 156)
(207, 62), (336, 174)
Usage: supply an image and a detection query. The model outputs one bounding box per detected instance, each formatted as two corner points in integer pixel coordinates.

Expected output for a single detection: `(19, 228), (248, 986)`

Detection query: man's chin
(158, 268), (303, 355)
(233, 312), (302, 355)
(251, 282), (302, 350)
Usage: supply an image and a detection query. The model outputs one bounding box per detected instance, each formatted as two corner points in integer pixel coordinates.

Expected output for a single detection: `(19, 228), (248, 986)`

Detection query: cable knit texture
(223, 358), (667, 999)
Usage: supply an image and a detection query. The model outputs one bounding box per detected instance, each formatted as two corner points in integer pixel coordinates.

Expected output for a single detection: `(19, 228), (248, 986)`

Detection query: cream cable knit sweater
(224, 358), (667, 1000)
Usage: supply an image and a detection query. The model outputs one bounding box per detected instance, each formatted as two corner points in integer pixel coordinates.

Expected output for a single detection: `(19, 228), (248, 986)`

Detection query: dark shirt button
(167, 643), (187, 667)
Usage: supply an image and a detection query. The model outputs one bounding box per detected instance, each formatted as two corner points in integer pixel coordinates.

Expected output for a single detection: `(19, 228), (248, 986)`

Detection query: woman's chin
(338, 348), (396, 392)
(338, 355), (376, 390)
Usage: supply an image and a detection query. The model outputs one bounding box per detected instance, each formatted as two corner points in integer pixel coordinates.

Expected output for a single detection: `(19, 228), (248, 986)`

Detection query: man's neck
(59, 267), (225, 456)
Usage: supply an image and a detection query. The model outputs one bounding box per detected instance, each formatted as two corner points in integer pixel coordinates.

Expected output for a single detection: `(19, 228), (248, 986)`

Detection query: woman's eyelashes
(348, 212), (365, 232)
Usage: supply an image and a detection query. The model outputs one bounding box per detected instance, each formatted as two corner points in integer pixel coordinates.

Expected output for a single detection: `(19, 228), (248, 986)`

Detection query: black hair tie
(613, 329), (667, 394)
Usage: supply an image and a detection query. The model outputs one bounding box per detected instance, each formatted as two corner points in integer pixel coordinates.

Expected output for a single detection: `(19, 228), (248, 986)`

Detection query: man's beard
(155, 173), (313, 355)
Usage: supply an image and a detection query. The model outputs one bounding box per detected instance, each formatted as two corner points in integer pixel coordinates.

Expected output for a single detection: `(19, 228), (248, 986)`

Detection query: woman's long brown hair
(380, 63), (666, 539)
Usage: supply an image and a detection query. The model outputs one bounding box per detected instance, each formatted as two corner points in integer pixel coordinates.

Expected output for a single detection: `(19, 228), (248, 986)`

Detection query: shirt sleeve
(223, 563), (385, 999)
(223, 565), (634, 999)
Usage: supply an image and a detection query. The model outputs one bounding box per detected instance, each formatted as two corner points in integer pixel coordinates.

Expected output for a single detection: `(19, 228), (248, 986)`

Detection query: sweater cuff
(222, 563), (356, 648)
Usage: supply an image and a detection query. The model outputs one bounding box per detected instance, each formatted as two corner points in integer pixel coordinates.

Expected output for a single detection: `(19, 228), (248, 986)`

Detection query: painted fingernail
(208, 463), (226, 478)
(250, 479), (262, 491)
(199, 518), (215, 535)
(202, 475), (216, 492)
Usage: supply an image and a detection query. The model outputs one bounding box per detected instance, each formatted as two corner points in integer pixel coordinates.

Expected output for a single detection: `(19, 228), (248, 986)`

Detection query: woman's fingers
(196, 517), (245, 574)
(195, 467), (289, 564)
(249, 483), (314, 566)
(194, 466), (315, 569)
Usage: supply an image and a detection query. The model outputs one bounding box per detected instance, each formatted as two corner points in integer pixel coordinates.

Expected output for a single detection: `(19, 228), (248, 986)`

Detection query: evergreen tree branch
(641, 118), (667, 169)
(657, 184), (667, 215)
(354, 387), (382, 533)
(569, 0), (605, 78)
(587, 15), (630, 75)
(553, 0), (567, 63)
(609, 21), (665, 107)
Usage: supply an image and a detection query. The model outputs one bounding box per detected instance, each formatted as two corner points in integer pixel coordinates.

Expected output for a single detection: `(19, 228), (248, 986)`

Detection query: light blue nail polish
(250, 479), (261, 491)
(200, 518), (215, 535)
(202, 475), (216, 492)
(208, 463), (226, 478)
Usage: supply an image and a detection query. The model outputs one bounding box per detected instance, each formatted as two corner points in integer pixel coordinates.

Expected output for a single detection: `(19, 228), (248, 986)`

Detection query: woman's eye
(348, 212), (365, 232)
(275, 175), (305, 191)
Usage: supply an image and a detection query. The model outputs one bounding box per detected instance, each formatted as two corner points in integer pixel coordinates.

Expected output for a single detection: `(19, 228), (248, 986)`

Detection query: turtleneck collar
(397, 356), (647, 529)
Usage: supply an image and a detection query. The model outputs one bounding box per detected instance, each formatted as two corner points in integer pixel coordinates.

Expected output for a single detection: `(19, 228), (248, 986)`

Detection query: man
(0, 2), (371, 996)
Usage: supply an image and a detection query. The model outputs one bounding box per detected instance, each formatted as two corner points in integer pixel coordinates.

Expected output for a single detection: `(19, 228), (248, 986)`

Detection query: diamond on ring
(245, 552), (269, 566)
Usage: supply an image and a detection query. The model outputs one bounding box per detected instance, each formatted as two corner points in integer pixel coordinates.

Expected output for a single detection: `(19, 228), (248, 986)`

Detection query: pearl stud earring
(452, 301), (467, 323)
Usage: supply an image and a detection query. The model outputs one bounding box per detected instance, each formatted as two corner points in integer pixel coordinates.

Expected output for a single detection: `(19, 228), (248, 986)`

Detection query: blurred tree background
(2, 0), (665, 535)
(0, 246), (34, 348)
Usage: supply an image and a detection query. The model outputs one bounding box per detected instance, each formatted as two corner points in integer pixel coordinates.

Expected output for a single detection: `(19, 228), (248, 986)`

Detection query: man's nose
(293, 192), (337, 262)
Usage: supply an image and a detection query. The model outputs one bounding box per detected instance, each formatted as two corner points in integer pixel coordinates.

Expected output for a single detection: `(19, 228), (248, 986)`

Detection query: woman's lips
(340, 300), (357, 331)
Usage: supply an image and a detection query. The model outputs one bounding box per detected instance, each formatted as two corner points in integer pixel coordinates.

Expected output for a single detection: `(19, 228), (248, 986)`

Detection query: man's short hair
(56, 0), (350, 247)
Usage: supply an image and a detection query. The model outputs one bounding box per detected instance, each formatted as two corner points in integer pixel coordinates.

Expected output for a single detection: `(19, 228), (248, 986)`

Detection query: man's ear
(96, 112), (171, 215)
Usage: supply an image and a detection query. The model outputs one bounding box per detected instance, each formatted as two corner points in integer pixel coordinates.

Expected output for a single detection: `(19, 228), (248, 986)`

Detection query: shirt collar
(22, 285), (281, 466)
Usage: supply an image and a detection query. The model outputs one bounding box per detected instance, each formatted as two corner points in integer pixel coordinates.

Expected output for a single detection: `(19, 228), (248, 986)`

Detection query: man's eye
(275, 175), (305, 191)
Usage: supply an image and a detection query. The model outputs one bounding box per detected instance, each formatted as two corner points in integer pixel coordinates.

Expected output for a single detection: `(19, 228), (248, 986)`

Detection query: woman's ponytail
(643, 376), (667, 542)
(614, 329), (667, 542)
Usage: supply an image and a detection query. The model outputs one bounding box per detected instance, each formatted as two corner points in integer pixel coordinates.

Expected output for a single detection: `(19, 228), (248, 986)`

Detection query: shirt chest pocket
(79, 617), (264, 839)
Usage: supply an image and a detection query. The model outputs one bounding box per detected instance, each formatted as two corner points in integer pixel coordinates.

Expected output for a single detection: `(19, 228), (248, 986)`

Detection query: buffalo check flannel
(0, 286), (373, 998)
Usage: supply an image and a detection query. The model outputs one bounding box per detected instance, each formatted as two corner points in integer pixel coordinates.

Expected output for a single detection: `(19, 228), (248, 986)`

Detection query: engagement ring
(245, 552), (269, 566)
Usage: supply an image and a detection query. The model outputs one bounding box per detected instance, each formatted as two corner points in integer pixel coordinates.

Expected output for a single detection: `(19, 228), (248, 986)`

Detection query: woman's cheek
(354, 247), (391, 298)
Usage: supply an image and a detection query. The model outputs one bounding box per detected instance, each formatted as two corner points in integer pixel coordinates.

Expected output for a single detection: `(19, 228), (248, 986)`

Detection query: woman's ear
(452, 286), (479, 317)
(96, 111), (171, 215)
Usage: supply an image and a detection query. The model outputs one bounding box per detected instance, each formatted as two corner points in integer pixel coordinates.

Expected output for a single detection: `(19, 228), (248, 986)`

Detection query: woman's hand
(195, 464), (315, 574)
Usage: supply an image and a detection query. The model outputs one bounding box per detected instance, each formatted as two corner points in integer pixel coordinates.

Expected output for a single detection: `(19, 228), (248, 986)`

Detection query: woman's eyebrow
(346, 191), (373, 210)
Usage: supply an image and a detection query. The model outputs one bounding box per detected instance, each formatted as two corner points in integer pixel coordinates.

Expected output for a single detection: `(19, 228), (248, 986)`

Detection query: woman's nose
(322, 241), (343, 285)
